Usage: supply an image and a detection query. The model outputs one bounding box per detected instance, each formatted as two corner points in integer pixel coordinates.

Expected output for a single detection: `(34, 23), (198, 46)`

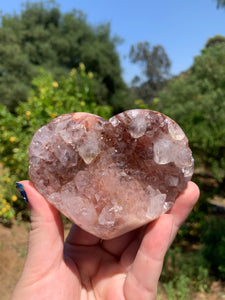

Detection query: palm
(63, 226), (146, 300)
(12, 181), (199, 300)
(45, 219), (168, 300)
(63, 239), (127, 300)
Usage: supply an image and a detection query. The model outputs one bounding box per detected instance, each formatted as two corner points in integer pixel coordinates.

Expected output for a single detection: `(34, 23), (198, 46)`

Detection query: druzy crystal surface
(29, 110), (194, 239)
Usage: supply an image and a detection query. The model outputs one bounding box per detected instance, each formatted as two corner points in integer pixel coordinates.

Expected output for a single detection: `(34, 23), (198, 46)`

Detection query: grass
(159, 246), (210, 299)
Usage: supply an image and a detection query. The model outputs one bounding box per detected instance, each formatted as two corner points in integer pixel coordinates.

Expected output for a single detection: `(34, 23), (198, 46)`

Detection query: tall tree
(0, 1), (129, 111)
(214, 0), (225, 8)
(205, 35), (225, 48)
(129, 42), (171, 104)
(159, 38), (225, 187)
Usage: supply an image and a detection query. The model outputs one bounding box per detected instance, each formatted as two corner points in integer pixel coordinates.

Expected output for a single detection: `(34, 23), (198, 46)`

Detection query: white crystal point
(29, 110), (194, 239)
(128, 114), (147, 138)
(146, 185), (167, 219)
(153, 138), (174, 164)
(78, 134), (100, 164)
(167, 119), (185, 140)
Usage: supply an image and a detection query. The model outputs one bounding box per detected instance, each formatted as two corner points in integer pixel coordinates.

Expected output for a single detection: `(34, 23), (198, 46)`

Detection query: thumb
(17, 180), (64, 281)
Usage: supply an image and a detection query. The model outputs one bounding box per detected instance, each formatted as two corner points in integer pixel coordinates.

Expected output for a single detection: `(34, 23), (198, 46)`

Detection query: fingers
(124, 214), (173, 300)
(18, 181), (64, 281)
(101, 226), (145, 258)
(123, 182), (199, 299)
(169, 181), (199, 244)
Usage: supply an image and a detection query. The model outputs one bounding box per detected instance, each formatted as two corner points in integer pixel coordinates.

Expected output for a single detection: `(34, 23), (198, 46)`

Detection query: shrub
(160, 247), (210, 299)
(0, 64), (112, 223)
(201, 216), (225, 280)
(0, 164), (15, 223)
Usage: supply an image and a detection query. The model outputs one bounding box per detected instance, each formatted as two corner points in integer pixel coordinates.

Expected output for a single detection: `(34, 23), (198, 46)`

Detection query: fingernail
(16, 182), (29, 203)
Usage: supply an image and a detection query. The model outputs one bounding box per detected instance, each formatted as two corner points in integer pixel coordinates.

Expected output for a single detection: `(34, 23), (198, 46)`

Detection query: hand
(11, 181), (199, 300)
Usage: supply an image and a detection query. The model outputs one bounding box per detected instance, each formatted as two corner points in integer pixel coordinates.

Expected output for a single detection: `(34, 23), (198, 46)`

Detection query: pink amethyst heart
(29, 110), (194, 239)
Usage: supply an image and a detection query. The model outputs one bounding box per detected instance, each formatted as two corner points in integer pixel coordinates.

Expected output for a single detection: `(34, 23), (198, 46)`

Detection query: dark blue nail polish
(16, 182), (29, 203)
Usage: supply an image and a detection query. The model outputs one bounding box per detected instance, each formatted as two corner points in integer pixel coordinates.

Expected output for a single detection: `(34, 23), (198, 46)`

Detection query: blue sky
(1, 0), (225, 84)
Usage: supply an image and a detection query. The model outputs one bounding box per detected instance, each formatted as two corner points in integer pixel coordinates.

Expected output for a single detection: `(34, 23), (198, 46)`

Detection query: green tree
(205, 35), (225, 48)
(0, 18), (36, 109)
(0, 1), (130, 112)
(159, 40), (225, 186)
(214, 0), (225, 8)
(129, 42), (171, 104)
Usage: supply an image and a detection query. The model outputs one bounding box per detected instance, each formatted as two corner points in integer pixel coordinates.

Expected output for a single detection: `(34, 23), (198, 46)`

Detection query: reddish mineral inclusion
(29, 110), (194, 239)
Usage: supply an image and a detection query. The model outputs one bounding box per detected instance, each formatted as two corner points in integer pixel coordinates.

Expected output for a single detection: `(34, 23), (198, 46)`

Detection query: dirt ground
(0, 221), (70, 300)
(0, 221), (29, 300)
(0, 222), (225, 300)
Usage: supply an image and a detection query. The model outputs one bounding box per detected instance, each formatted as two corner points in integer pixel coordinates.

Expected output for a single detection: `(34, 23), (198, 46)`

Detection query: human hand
(11, 181), (199, 300)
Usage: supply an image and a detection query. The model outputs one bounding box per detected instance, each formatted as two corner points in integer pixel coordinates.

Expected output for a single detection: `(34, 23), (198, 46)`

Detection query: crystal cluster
(29, 110), (194, 239)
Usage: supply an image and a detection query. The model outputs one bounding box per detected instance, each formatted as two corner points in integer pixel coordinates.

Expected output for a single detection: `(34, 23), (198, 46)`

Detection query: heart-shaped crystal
(29, 110), (194, 239)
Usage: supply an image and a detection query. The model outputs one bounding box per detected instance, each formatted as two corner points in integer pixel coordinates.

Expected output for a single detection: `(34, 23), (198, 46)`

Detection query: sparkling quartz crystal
(29, 110), (194, 239)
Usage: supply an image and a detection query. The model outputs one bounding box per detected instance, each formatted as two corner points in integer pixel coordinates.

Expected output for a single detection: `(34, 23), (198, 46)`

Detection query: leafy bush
(201, 216), (225, 280)
(160, 247), (210, 299)
(0, 164), (15, 223)
(0, 64), (112, 223)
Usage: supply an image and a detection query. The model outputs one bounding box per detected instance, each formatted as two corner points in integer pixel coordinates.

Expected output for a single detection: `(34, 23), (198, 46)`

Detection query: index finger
(168, 181), (200, 244)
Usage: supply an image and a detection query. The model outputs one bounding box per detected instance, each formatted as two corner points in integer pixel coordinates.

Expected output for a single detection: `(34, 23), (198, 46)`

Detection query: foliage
(205, 35), (225, 48)
(214, 0), (225, 8)
(174, 212), (204, 247)
(201, 216), (225, 280)
(0, 1), (130, 112)
(160, 247), (210, 299)
(0, 164), (16, 223)
(0, 64), (112, 223)
(0, 23), (36, 109)
(130, 42), (171, 104)
(158, 41), (225, 185)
